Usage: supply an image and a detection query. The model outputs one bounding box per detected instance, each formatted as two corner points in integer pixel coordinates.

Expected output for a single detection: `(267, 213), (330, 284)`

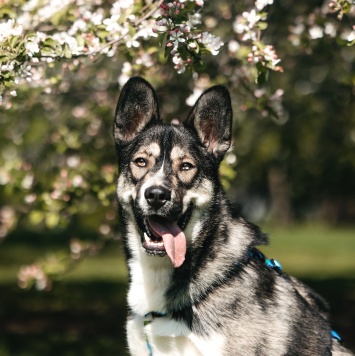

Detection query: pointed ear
(184, 85), (233, 161)
(113, 77), (160, 145)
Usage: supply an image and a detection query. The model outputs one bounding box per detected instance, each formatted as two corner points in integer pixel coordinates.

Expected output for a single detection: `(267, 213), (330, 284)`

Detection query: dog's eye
(134, 157), (147, 167)
(180, 162), (194, 171)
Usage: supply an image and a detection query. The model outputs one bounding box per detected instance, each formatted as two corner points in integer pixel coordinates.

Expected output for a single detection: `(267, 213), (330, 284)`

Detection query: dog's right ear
(113, 77), (160, 145)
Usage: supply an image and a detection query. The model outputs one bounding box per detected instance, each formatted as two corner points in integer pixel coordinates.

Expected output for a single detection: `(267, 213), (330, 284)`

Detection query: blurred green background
(1, 0), (355, 354)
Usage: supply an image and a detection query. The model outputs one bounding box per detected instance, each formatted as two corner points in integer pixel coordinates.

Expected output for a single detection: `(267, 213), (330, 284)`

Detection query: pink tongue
(147, 217), (186, 268)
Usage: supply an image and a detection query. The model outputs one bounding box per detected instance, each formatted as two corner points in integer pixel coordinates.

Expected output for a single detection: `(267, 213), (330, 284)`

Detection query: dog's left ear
(113, 77), (161, 145)
(185, 85), (232, 161)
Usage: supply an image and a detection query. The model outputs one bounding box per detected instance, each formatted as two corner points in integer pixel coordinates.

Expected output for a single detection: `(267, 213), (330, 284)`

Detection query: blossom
(25, 40), (40, 57)
(68, 19), (88, 36)
(0, 19), (23, 42)
(346, 26), (355, 42)
(255, 0), (274, 11)
(199, 32), (223, 55)
(309, 25), (324, 39)
(243, 9), (261, 28)
(248, 44), (282, 71)
(111, 0), (134, 15)
(169, 29), (186, 47)
(18, 263), (51, 291)
(233, 11), (260, 41)
(324, 22), (336, 38)
(172, 54), (186, 73)
(37, 0), (72, 24)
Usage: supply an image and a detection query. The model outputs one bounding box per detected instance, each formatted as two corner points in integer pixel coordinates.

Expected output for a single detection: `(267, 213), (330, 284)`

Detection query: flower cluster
(155, 0), (223, 73)
(288, 1), (355, 48)
(232, 0), (283, 82)
(0, 0), (224, 101)
(1, 0), (156, 98)
(18, 263), (51, 291)
(329, 0), (354, 20)
(234, 9), (263, 41)
(247, 44), (283, 72)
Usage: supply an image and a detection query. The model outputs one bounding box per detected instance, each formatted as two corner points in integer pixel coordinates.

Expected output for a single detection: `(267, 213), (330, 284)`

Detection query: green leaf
(158, 32), (168, 48)
(256, 62), (268, 85)
(43, 38), (59, 49)
(97, 31), (110, 40)
(76, 35), (85, 48)
(193, 60), (205, 71)
(1, 71), (10, 79)
(164, 44), (173, 58)
(342, 2), (350, 14)
(0, 6), (17, 19)
(178, 45), (188, 60)
(258, 22), (268, 31)
(51, 10), (65, 27)
(41, 48), (54, 56)
(9, 36), (20, 48)
(25, 32), (37, 40)
(63, 43), (72, 59)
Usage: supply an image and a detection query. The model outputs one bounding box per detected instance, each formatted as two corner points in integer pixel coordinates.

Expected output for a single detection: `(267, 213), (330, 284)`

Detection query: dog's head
(114, 77), (232, 268)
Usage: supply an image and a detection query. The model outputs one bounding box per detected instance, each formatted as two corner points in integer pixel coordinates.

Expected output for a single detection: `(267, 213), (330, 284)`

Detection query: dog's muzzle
(138, 185), (190, 268)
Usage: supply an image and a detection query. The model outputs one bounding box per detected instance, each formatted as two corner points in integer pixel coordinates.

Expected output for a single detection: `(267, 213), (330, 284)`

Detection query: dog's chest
(128, 257), (173, 315)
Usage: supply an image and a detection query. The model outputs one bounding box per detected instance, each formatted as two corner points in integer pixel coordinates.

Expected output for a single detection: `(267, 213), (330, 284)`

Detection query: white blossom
(228, 39), (240, 53)
(172, 54), (186, 74)
(309, 25), (324, 39)
(243, 10), (261, 28)
(68, 19), (88, 35)
(0, 19), (23, 42)
(170, 30), (185, 47)
(199, 32), (223, 55)
(37, 0), (72, 24)
(25, 41), (40, 57)
(324, 22), (336, 38)
(255, 0), (273, 11)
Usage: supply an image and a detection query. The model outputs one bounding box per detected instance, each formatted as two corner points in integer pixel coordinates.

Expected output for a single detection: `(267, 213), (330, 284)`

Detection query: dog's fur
(113, 77), (353, 355)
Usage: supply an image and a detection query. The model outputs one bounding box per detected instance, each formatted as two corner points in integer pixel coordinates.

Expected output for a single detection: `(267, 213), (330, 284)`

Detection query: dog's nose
(145, 186), (171, 209)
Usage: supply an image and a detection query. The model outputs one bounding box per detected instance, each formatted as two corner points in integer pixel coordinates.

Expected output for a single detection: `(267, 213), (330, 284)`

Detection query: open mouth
(141, 211), (191, 268)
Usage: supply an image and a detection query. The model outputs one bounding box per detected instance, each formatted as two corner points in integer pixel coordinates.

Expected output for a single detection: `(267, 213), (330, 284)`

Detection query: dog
(113, 77), (353, 355)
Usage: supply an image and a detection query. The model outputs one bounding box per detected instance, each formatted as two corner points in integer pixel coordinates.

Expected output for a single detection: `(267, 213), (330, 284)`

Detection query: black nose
(145, 186), (171, 209)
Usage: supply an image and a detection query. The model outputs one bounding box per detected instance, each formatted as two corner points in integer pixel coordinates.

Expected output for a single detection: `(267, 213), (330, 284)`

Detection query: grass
(260, 223), (355, 278)
(0, 224), (354, 355)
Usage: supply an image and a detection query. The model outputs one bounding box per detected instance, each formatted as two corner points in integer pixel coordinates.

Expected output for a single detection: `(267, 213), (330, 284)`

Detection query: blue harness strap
(331, 329), (343, 342)
(249, 247), (283, 274)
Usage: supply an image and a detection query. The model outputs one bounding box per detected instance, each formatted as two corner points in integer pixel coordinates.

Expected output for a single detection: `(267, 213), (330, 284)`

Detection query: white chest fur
(128, 256), (172, 315)
(127, 257), (226, 356)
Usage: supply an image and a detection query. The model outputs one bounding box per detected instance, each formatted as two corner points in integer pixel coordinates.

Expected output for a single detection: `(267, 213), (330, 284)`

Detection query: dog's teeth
(144, 220), (152, 237)
(143, 232), (164, 248)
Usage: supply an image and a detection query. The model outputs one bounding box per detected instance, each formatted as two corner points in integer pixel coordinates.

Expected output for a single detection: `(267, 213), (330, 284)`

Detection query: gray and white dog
(113, 77), (353, 356)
